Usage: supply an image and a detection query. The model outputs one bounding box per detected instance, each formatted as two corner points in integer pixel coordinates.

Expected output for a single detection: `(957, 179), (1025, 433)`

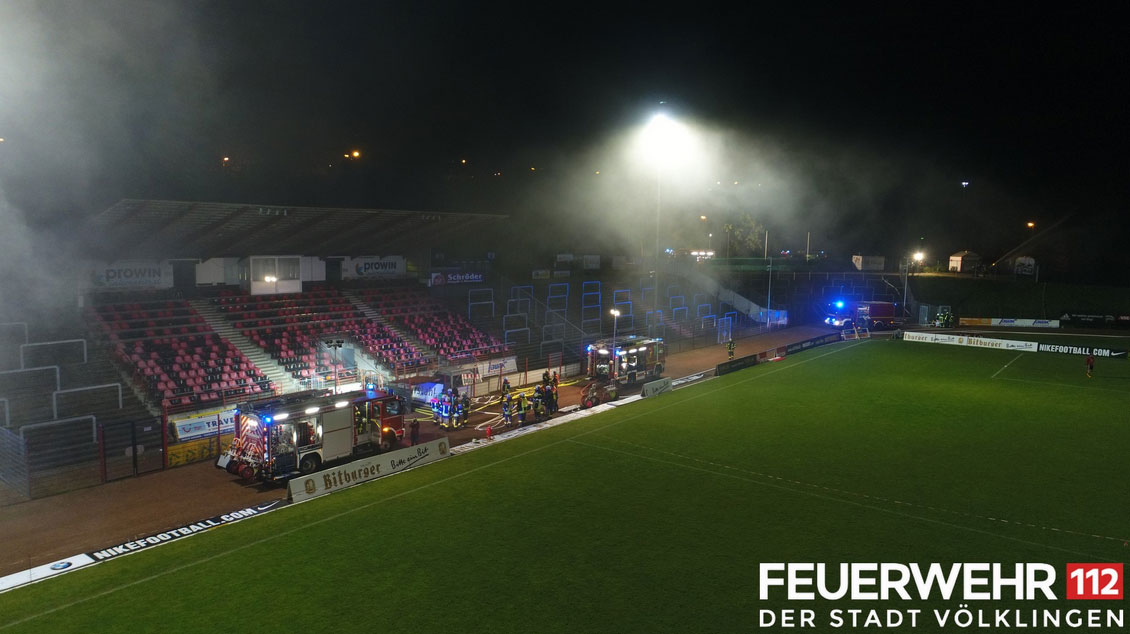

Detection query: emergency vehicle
(585, 336), (665, 385)
(824, 300), (901, 330)
(215, 388), (408, 482)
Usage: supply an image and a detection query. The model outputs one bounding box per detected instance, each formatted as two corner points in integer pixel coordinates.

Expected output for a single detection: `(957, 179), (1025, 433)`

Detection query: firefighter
(552, 371), (559, 388)
(501, 377), (511, 395)
(501, 394), (513, 427)
(461, 393), (470, 425)
(517, 392), (528, 426)
(727, 338), (736, 360)
(431, 396), (440, 425)
(542, 369), (551, 386)
(549, 384), (558, 414)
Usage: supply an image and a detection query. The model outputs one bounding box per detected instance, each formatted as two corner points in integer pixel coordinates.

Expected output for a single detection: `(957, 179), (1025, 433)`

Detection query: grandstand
(0, 198), (787, 504)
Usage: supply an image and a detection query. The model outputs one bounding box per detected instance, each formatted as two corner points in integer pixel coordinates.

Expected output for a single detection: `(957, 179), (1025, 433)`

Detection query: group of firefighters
(430, 370), (561, 430)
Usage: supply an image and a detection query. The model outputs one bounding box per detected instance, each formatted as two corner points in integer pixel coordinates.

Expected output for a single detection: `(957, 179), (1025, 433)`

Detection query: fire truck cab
(824, 300), (901, 330)
(585, 336), (665, 385)
(216, 388), (407, 482)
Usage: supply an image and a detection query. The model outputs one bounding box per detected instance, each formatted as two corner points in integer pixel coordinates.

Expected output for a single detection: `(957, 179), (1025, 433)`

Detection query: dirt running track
(0, 326), (835, 578)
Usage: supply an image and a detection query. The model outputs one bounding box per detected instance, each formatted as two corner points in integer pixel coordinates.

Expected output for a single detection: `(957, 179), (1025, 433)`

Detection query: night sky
(0, 2), (1126, 279)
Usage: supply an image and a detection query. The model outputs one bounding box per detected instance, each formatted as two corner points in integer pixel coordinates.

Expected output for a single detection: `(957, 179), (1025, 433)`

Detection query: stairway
(187, 299), (303, 394)
(342, 290), (438, 365)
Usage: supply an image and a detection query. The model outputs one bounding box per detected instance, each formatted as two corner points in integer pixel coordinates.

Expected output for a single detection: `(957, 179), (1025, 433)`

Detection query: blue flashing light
(586, 344), (594, 352)
(834, 301), (845, 309)
(264, 416), (272, 423)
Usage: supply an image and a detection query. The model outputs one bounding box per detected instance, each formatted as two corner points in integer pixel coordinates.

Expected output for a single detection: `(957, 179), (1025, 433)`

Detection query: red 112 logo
(1066, 564), (1123, 600)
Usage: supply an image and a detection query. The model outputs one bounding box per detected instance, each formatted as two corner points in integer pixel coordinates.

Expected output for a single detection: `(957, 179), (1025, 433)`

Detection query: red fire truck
(824, 300), (902, 330)
(585, 336), (666, 385)
(216, 388), (407, 482)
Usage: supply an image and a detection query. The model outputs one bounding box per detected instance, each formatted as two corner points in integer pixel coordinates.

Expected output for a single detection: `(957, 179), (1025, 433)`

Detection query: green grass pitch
(1, 339), (1126, 633)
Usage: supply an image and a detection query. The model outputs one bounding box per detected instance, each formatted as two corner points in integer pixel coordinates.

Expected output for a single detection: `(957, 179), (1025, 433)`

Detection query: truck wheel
(299, 454), (321, 475)
(226, 460), (241, 475)
(380, 432), (396, 452)
(238, 464), (256, 481)
(582, 398), (593, 409)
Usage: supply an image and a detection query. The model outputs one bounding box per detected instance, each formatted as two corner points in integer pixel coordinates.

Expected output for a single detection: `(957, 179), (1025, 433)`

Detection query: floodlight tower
(609, 308), (621, 379)
(640, 112), (690, 319)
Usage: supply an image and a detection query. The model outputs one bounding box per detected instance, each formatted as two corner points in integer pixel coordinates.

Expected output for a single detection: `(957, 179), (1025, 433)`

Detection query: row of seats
(89, 301), (275, 410)
(354, 288), (507, 362)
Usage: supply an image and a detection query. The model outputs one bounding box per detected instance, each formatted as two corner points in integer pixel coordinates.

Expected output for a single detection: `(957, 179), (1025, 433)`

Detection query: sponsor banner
(86, 500), (287, 563)
(471, 356), (517, 377)
(91, 260), (174, 289)
(992, 318), (1060, 328)
(288, 437), (450, 503)
(717, 353), (759, 376)
(785, 334), (842, 356)
(555, 253), (574, 263)
(641, 377), (672, 398)
(552, 269), (571, 278)
(0, 554), (97, 593)
(1037, 343), (1128, 358)
(343, 256), (406, 278)
(169, 407), (237, 442)
(532, 269), (550, 280)
(429, 271), (485, 286)
(582, 255), (600, 270)
(903, 331), (1037, 352)
(958, 317), (992, 326)
(1060, 313), (1115, 327)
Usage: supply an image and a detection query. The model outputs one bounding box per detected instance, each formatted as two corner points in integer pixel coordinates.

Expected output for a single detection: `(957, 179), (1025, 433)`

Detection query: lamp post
(901, 252), (925, 321)
(641, 112), (689, 319)
(325, 339), (345, 394)
(609, 309), (620, 379)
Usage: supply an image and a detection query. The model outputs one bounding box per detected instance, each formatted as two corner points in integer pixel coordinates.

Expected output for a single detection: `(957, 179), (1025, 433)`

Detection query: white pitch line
(0, 340), (864, 629)
(991, 352), (1024, 379)
(566, 439), (1119, 563)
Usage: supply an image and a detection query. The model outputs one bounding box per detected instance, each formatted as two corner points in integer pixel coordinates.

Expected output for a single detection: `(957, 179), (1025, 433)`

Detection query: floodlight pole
(901, 258), (909, 321)
(655, 163), (662, 319)
(766, 257), (773, 331)
(610, 309), (620, 380)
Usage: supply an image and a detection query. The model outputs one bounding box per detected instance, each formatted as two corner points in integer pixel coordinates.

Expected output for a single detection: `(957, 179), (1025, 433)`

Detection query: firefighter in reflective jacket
(461, 393), (470, 425)
(727, 338), (736, 360)
(501, 394), (513, 426)
(517, 392), (528, 425)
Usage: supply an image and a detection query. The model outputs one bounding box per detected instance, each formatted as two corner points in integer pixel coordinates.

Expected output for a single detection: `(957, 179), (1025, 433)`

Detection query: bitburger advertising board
(288, 438), (450, 503)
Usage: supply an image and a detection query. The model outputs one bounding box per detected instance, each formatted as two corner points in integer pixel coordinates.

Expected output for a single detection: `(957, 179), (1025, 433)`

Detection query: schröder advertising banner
(343, 256), (406, 278)
(91, 260), (174, 289)
(903, 331), (1038, 352)
(287, 437), (450, 503)
(429, 271), (484, 286)
(169, 407), (237, 442)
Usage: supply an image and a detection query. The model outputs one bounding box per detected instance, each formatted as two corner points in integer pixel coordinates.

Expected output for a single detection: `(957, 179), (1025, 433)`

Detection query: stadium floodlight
(913, 252), (925, 263)
(610, 308), (622, 379)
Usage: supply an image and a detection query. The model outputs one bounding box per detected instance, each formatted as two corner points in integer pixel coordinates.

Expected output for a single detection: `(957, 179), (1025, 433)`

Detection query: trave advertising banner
(169, 407), (238, 442)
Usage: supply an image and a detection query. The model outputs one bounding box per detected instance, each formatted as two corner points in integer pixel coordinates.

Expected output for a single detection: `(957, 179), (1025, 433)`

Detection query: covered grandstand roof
(86, 199), (507, 260)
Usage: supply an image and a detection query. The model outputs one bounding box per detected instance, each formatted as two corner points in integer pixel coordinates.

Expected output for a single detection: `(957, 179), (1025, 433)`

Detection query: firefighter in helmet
(727, 338), (736, 360)
(501, 393), (513, 427)
(517, 392), (528, 426)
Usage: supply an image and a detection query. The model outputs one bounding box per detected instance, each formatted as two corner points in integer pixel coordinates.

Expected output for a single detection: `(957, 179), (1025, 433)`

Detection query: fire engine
(824, 300), (902, 330)
(215, 388), (408, 482)
(585, 336), (666, 385)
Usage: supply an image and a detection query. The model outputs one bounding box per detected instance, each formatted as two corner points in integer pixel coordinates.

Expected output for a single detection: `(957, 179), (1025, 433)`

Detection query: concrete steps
(187, 299), (303, 394)
(342, 290), (438, 365)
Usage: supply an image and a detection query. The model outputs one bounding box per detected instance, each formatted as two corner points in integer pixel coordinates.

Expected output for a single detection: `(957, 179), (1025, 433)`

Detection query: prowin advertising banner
(344, 256), (406, 278)
(91, 260), (174, 289)
(288, 437), (450, 503)
(903, 332), (1038, 352)
(170, 406), (238, 442)
(1037, 343), (1128, 358)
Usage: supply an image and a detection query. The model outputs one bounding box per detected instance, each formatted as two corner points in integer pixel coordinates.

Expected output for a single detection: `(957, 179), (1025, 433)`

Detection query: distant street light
(610, 309), (621, 380)
(1026, 221), (1036, 229)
